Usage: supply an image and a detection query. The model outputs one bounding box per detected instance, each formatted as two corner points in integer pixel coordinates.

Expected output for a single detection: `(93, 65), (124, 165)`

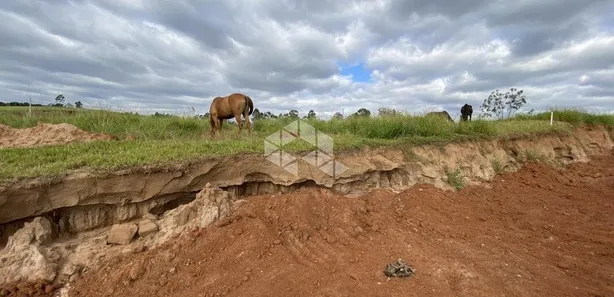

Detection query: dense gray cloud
(1, 0), (613, 119)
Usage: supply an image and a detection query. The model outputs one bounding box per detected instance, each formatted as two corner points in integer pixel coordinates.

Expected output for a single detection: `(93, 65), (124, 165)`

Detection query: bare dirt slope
(29, 152), (611, 297)
(0, 123), (116, 148)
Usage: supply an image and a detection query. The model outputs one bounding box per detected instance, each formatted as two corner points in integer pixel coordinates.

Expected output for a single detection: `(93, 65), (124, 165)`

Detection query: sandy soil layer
(3, 152), (614, 297)
(0, 123), (116, 148)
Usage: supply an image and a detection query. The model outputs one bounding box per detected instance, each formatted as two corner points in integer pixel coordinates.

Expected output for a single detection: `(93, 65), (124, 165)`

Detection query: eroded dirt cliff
(2, 136), (613, 297)
(0, 126), (613, 296)
(1, 126), (612, 235)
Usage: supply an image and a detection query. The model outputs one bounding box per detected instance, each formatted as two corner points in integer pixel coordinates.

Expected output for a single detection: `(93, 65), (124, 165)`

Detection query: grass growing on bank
(513, 109), (614, 130)
(0, 107), (210, 140)
(0, 106), (611, 181)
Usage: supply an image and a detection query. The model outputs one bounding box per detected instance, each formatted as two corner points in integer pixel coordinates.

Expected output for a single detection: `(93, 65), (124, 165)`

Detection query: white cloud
(0, 0), (613, 120)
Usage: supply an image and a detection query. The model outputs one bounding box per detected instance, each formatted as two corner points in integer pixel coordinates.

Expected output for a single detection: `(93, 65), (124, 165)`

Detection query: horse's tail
(245, 96), (254, 116)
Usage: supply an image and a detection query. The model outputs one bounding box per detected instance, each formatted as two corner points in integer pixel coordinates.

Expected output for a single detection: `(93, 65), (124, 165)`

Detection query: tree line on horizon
(196, 106), (375, 121)
(159, 88), (529, 121)
(3, 88), (530, 121)
(0, 94), (83, 108)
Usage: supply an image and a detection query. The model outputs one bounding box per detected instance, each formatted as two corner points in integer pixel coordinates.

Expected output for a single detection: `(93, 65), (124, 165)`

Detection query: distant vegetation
(0, 101), (46, 107)
(0, 94), (82, 108)
(1, 87), (612, 181)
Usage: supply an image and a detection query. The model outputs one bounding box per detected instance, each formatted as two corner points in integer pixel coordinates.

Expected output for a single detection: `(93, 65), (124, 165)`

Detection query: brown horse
(209, 93), (254, 137)
(425, 110), (454, 123)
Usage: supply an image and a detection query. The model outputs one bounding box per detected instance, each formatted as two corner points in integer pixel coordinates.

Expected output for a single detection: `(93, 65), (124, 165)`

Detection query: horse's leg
(217, 118), (223, 136)
(209, 115), (217, 138)
(243, 108), (252, 136)
(235, 113), (243, 135)
(217, 119), (223, 137)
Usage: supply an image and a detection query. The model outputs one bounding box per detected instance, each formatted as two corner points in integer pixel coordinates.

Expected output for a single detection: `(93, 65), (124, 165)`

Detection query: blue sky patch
(600, 17), (614, 31)
(338, 62), (372, 83)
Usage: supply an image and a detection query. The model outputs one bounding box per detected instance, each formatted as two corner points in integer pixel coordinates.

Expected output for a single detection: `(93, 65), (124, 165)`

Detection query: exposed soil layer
(0, 123), (116, 148)
(20, 151), (606, 297)
(3, 126), (612, 233)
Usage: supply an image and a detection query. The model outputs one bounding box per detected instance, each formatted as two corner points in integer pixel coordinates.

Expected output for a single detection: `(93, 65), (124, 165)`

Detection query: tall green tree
(54, 94), (65, 106)
(353, 108), (371, 117)
(305, 110), (316, 119)
(480, 88), (527, 119)
(288, 109), (299, 118)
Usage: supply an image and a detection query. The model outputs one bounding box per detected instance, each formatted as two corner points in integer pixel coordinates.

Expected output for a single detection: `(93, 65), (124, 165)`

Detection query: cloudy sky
(1, 0), (613, 119)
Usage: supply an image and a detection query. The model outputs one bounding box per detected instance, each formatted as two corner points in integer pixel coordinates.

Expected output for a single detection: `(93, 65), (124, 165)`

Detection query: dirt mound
(48, 154), (614, 297)
(0, 123), (117, 148)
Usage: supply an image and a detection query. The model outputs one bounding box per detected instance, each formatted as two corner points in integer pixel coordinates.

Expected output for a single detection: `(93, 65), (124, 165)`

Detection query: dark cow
(460, 104), (473, 122)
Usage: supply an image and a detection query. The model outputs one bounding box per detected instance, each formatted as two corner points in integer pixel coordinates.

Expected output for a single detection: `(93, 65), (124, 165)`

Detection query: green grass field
(1, 106), (612, 181)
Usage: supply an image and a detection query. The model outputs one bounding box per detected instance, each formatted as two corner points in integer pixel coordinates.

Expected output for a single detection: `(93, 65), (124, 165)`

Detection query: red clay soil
(0, 123), (117, 148)
(5, 152), (614, 297)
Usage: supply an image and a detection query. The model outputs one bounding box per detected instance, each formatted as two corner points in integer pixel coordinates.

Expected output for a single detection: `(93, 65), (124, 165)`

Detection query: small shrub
(524, 149), (544, 163)
(444, 166), (465, 190)
(491, 159), (504, 174)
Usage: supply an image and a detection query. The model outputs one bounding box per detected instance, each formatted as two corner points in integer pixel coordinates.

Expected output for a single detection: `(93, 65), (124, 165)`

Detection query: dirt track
(4, 153), (614, 297)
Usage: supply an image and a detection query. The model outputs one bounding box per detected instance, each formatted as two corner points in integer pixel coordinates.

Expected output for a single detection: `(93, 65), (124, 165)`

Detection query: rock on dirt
(137, 220), (158, 237)
(0, 123), (117, 148)
(0, 217), (58, 284)
(159, 183), (236, 231)
(59, 263), (84, 283)
(128, 261), (146, 281)
(383, 258), (415, 278)
(106, 223), (138, 245)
